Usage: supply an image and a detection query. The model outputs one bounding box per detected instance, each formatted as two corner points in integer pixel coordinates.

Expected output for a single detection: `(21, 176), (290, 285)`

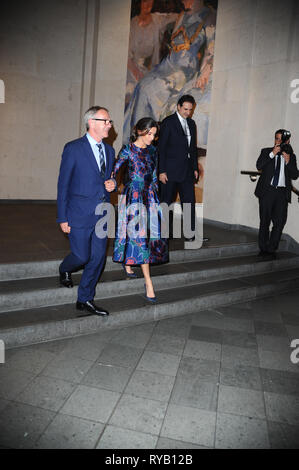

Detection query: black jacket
(158, 113), (198, 182)
(255, 147), (298, 203)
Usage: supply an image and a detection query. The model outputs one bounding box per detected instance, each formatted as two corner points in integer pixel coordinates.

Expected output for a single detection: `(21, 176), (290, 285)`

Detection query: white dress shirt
(176, 112), (191, 159)
(176, 112), (191, 147)
(86, 132), (106, 173)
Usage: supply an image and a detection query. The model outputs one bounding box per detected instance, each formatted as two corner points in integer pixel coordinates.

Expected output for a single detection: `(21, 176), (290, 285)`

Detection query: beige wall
(0, 0), (86, 198)
(0, 0), (131, 199)
(204, 0), (299, 243)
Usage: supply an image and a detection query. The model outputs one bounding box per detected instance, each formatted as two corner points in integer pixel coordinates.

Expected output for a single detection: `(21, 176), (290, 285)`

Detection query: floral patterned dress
(112, 143), (168, 265)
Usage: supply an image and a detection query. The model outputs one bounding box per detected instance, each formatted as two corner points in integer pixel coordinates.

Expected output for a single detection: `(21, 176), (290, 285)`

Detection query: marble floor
(0, 203), (298, 449)
(0, 291), (299, 449)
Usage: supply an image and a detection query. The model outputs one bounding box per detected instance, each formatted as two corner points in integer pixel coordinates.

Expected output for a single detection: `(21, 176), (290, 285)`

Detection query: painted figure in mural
(112, 117), (168, 303)
(123, 0), (217, 146)
(126, 0), (178, 108)
(164, 22), (216, 149)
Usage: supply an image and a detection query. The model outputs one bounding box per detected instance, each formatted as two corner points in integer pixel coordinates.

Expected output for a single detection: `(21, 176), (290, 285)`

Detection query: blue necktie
(97, 143), (106, 178)
(272, 155), (281, 188)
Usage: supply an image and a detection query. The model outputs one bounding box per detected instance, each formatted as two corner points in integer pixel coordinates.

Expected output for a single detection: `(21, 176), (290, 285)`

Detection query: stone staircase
(1, 240), (299, 348)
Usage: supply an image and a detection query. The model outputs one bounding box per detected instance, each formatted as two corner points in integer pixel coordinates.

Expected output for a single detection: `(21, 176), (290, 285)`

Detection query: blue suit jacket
(57, 135), (115, 228)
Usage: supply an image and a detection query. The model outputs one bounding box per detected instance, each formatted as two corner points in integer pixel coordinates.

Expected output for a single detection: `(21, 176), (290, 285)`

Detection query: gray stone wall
(0, 0), (130, 199)
(204, 0), (299, 242)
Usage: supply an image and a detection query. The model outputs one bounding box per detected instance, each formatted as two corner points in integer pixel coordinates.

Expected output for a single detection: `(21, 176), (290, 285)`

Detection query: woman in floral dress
(112, 117), (168, 302)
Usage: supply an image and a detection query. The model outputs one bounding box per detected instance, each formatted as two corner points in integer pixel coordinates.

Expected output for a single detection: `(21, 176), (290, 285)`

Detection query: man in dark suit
(158, 95), (199, 242)
(255, 129), (298, 257)
(57, 106), (116, 316)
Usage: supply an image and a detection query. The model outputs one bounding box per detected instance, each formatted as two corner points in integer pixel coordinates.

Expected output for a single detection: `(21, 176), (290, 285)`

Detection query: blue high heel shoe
(121, 263), (137, 279)
(144, 284), (157, 303)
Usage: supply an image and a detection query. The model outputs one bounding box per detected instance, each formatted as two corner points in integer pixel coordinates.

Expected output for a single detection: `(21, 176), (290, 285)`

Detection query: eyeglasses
(92, 118), (113, 125)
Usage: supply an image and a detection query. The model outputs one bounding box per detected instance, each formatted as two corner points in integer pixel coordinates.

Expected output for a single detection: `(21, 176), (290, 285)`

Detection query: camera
(280, 130), (292, 154)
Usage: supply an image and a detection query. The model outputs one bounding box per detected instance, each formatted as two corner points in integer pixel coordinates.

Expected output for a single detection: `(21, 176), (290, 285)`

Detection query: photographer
(255, 129), (299, 257)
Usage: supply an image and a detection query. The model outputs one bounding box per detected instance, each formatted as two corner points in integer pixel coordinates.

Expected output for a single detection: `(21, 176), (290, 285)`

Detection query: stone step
(1, 265), (299, 349)
(0, 241), (270, 281)
(0, 252), (298, 314)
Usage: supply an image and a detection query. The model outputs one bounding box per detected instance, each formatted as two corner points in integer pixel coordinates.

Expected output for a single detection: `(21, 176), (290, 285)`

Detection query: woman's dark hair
(130, 117), (159, 142)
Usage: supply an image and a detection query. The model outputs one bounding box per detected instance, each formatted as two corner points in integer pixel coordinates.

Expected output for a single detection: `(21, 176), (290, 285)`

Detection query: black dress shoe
(76, 300), (109, 316)
(59, 271), (73, 288)
(258, 250), (271, 257)
(258, 250), (277, 260)
(184, 236), (195, 242)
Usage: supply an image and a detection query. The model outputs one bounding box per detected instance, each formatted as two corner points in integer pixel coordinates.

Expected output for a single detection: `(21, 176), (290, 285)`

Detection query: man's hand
(105, 179), (116, 192)
(195, 63), (212, 92)
(60, 222), (71, 234)
(194, 170), (199, 181)
(273, 144), (281, 156)
(282, 152), (290, 164)
(159, 173), (168, 184)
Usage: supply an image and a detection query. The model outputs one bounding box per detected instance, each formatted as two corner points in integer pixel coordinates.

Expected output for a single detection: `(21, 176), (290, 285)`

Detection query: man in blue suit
(57, 106), (116, 316)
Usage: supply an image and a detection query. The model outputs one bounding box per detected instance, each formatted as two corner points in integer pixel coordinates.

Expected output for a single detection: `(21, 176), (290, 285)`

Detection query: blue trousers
(60, 225), (108, 303)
